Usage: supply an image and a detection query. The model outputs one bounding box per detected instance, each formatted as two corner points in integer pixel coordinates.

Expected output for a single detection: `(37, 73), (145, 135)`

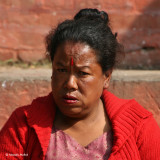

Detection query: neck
(55, 99), (105, 130)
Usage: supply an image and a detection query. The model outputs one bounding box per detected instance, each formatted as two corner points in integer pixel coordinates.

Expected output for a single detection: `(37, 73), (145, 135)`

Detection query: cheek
(51, 72), (64, 90)
(79, 77), (104, 95)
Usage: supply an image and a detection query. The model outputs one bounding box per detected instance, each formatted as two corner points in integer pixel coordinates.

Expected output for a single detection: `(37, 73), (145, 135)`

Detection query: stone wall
(0, 68), (160, 129)
(0, 0), (160, 68)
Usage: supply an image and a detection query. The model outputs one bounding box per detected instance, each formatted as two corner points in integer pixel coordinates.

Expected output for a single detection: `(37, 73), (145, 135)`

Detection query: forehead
(54, 41), (98, 64)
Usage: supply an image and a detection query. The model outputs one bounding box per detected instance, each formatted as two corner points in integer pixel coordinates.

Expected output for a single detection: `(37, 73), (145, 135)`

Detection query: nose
(64, 74), (78, 91)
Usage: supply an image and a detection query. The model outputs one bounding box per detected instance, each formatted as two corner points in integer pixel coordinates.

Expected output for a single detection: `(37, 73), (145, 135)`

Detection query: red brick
(33, 12), (68, 26)
(101, 0), (135, 11)
(0, 48), (17, 61)
(135, 0), (160, 12)
(16, 29), (46, 50)
(18, 49), (46, 62)
(120, 49), (160, 69)
(0, 28), (45, 50)
(43, 0), (75, 11)
(1, 0), (35, 10)
(118, 28), (160, 53)
(74, 0), (87, 10)
(0, 0), (159, 68)
(0, 29), (20, 49)
(110, 12), (160, 32)
(83, 0), (103, 9)
(7, 12), (39, 26)
(110, 13), (136, 30)
(130, 14), (160, 29)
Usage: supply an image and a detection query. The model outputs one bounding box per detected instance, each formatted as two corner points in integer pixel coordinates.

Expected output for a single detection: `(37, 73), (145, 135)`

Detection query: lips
(62, 95), (78, 104)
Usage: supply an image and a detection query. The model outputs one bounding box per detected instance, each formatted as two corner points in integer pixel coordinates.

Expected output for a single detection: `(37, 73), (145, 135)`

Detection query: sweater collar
(25, 93), (56, 157)
(102, 89), (151, 153)
(102, 89), (129, 152)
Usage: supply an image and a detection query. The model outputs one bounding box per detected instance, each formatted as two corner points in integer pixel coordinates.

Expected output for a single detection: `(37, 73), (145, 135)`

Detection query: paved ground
(0, 67), (160, 82)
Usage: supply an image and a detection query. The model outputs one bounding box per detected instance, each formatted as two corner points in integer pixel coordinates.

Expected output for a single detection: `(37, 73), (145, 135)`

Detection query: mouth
(62, 95), (78, 104)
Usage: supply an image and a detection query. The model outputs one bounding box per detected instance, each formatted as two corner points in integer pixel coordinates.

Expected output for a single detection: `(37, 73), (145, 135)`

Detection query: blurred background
(0, 0), (160, 68)
(0, 0), (160, 129)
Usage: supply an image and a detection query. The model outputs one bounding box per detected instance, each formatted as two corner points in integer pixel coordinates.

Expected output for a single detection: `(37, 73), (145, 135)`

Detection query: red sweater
(0, 90), (160, 160)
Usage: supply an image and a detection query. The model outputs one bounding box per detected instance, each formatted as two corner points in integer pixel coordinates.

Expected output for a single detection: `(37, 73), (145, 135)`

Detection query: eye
(57, 69), (67, 73)
(78, 71), (89, 76)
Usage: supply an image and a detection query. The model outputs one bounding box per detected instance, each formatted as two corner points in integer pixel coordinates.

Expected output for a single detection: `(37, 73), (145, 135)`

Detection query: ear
(103, 69), (112, 89)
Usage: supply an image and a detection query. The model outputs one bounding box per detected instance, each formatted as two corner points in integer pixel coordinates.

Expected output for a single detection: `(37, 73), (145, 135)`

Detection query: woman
(0, 8), (160, 160)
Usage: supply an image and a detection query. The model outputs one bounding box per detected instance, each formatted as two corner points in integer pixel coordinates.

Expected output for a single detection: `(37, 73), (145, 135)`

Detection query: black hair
(74, 8), (109, 25)
(45, 8), (124, 72)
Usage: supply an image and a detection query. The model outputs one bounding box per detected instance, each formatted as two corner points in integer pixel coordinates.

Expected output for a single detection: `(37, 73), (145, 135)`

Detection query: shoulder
(102, 90), (152, 120)
(9, 93), (52, 119)
(102, 90), (156, 142)
(103, 90), (160, 156)
(0, 93), (55, 156)
(1, 93), (54, 131)
(135, 113), (160, 159)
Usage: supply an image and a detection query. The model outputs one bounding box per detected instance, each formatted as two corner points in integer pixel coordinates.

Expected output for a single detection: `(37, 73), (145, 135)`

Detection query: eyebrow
(76, 66), (91, 69)
(56, 62), (66, 67)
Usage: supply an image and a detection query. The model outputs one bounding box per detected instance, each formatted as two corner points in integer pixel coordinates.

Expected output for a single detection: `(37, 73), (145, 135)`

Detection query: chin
(59, 107), (84, 118)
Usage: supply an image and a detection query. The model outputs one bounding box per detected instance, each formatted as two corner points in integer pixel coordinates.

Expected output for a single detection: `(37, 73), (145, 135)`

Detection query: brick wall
(0, 0), (160, 68)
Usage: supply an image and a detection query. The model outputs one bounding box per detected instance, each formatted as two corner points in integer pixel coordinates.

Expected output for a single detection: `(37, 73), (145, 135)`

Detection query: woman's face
(51, 41), (111, 118)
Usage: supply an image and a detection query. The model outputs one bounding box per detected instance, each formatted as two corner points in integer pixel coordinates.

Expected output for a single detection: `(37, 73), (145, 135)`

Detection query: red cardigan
(0, 90), (160, 160)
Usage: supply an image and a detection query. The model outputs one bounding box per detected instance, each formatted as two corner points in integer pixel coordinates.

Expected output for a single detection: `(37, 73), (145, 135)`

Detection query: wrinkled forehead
(60, 41), (91, 57)
(54, 41), (98, 64)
